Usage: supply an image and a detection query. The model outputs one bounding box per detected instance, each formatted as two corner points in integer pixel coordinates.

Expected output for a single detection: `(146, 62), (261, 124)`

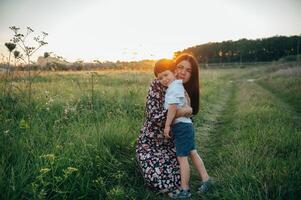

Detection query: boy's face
(157, 70), (176, 87)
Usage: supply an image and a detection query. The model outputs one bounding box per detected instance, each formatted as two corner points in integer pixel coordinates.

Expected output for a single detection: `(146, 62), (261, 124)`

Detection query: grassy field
(1, 62), (300, 199)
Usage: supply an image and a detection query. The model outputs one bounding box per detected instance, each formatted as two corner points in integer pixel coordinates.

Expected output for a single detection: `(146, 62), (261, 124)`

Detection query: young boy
(154, 59), (213, 198)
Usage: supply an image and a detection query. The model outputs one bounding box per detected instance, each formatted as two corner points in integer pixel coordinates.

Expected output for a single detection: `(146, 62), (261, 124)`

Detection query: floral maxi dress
(136, 79), (180, 192)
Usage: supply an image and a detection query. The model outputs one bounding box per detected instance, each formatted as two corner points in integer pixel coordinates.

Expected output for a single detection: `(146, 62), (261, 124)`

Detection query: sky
(0, 0), (301, 62)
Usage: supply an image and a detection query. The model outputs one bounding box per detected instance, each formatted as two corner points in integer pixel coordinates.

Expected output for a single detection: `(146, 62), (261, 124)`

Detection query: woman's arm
(145, 79), (167, 126)
(144, 79), (191, 127)
(176, 89), (192, 117)
(175, 105), (192, 118)
(164, 104), (177, 138)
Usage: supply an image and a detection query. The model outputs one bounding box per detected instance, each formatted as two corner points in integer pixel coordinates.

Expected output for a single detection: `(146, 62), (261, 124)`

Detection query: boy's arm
(164, 104), (177, 139)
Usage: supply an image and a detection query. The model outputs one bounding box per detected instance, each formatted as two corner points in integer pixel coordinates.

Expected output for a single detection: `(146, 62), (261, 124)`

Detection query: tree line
(174, 35), (301, 64)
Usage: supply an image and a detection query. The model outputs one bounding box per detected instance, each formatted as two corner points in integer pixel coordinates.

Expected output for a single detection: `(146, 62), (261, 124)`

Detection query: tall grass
(1, 64), (300, 199)
(258, 66), (301, 114)
(197, 66), (301, 199)
(1, 72), (151, 199)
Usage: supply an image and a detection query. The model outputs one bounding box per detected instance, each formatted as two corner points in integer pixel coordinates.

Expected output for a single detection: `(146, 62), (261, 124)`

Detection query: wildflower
(9, 26), (20, 32)
(34, 36), (40, 42)
(44, 52), (50, 58)
(64, 167), (78, 175)
(40, 154), (56, 161)
(67, 167), (78, 173)
(5, 42), (16, 52)
(39, 41), (48, 46)
(15, 33), (24, 38)
(113, 171), (125, 180)
(93, 177), (104, 187)
(13, 50), (20, 59)
(55, 144), (63, 149)
(25, 46), (35, 55)
(39, 168), (50, 173)
(42, 31), (48, 36)
(19, 119), (29, 129)
(27, 26), (34, 33)
(12, 37), (20, 43)
(106, 186), (125, 200)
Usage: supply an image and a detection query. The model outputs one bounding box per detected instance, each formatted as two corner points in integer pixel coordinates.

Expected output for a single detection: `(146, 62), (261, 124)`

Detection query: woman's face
(175, 60), (192, 84)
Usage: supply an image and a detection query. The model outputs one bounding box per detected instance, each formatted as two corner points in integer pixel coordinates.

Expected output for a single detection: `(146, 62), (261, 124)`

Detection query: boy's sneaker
(198, 178), (214, 193)
(168, 188), (191, 199)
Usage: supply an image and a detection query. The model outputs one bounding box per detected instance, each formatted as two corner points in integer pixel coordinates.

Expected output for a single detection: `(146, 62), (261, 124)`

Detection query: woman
(136, 53), (204, 192)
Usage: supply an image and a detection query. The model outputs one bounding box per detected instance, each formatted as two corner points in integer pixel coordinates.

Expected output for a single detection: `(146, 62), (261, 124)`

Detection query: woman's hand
(176, 106), (192, 118)
(164, 125), (171, 139)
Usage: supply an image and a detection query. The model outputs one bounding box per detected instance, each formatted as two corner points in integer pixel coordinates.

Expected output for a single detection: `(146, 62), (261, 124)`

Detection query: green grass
(204, 81), (301, 199)
(1, 63), (300, 199)
(258, 73), (301, 114)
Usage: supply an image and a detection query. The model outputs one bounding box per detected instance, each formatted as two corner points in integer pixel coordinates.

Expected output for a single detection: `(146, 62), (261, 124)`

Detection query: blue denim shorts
(172, 122), (195, 157)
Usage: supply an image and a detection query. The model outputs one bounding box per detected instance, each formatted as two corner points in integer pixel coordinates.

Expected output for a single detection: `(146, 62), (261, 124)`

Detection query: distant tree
(176, 35), (301, 64)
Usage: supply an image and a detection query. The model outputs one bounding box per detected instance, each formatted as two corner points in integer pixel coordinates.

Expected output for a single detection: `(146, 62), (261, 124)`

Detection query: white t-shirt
(164, 80), (192, 124)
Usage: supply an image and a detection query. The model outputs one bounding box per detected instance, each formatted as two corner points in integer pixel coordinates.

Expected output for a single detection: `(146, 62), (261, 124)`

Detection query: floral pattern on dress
(136, 79), (180, 192)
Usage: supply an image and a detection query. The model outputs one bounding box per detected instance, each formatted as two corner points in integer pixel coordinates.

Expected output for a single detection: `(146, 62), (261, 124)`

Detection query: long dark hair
(175, 53), (200, 115)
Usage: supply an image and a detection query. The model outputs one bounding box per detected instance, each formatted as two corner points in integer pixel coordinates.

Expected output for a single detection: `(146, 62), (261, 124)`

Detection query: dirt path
(190, 75), (239, 199)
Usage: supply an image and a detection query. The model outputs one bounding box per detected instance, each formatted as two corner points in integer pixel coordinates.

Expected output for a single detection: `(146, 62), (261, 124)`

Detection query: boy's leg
(190, 150), (209, 181)
(177, 156), (190, 189)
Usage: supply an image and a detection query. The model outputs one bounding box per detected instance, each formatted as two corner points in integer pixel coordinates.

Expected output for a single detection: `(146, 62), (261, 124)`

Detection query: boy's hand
(164, 126), (171, 139)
